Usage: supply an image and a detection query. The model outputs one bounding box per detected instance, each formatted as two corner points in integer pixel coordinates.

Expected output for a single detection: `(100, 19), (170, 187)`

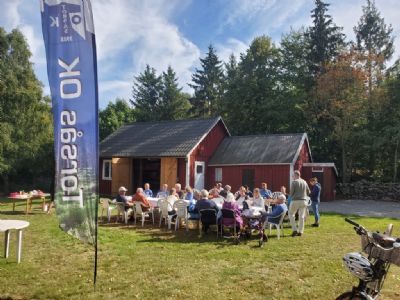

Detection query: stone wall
(337, 180), (400, 202)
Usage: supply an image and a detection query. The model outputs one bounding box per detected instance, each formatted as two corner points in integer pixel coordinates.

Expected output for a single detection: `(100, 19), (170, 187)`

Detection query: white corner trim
(303, 162), (338, 176)
(187, 117), (229, 157)
(186, 155), (190, 187)
(291, 133), (312, 166)
(289, 163), (294, 191)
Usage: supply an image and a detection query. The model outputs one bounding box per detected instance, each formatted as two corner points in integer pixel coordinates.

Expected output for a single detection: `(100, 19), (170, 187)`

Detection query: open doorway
(132, 158), (160, 192)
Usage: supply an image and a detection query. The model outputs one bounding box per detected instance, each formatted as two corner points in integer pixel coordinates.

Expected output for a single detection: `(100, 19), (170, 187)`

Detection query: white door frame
(194, 161), (205, 191)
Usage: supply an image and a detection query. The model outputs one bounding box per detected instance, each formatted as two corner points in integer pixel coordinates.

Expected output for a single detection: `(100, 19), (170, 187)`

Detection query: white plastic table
(0, 220), (30, 263)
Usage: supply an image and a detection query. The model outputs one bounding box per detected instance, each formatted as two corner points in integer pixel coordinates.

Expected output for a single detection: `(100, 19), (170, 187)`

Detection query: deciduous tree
(99, 98), (134, 141)
(311, 51), (368, 182)
(0, 28), (53, 191)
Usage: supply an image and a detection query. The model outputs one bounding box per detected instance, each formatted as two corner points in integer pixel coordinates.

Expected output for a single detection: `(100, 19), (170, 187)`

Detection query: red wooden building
(100, 117), (337, 201)
(99, 117), (229, 196)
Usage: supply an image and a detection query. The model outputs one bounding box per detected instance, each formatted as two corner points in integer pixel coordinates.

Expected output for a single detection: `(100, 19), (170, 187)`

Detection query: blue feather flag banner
(40, 0), (98, 244)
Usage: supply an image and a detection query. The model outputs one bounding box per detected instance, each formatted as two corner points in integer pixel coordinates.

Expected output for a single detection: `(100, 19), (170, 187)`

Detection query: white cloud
(215, 38), (248, 64)
(330, 0), (400, 64)
(219, 0), (400, 64)
(0, 0), (200, 108)
(20, 25), (46, 65)
(92, 0), (200, 100)
(219, 0), (310, 37)
(0, 1), (22, 29)
(99, 80), (132, 106)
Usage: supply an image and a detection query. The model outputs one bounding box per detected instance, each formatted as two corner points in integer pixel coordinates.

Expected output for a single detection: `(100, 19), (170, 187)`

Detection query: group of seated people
(115, 182), (289, 236)
(195, 183), (288, 235)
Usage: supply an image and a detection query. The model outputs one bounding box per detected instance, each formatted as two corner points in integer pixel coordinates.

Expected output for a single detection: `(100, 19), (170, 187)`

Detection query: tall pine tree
(220, 54), (240, 123)
(305, 1), (346, 165)
(130, 65), (163, 121)
(354, 0), (394, 95)
(159, 66), (191, 120)
(189, 45), (223, 118)
(130, 65), (190, 122)
(222, 36), (282, 135)
(305, 0), (346, 76)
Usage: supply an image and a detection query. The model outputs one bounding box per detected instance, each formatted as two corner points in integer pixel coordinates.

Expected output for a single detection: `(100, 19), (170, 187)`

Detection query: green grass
(1, 198), (400, 299)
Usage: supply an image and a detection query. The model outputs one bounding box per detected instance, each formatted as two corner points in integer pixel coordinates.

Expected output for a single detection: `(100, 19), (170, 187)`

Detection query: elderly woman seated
(221, 193), (243, 234)
(166, 188), (179, 216)
(208, 184), (220, 198)
(261, 194), (288, 225)
(235, 186), (250, 208)
(132, 188), (151, 211)
(251, 188), (265, 208)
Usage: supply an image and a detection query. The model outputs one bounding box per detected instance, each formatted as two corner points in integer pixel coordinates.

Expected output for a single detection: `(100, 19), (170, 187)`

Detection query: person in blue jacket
(144, 183), (153, 197)
(309, 177), (322, 227)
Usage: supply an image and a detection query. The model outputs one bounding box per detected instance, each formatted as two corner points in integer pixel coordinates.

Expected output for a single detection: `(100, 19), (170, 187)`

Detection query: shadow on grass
(97, 217), (285, 248)
(0, 210), (31, 216)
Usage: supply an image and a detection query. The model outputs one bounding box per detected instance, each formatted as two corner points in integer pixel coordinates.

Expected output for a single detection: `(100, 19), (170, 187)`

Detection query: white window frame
(102, 159), (112, 180)
(215, 168), (222, 182)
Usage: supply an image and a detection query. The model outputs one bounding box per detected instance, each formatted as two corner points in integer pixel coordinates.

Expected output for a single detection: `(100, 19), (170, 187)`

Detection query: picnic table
(8, 192), (50, 214)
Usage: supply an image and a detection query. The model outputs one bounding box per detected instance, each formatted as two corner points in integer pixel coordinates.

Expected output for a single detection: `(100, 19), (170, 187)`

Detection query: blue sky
(1, 0), (400, 109)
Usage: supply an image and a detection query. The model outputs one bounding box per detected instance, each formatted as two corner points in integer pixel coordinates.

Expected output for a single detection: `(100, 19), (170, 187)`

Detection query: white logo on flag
(50, 16), (59, 27)
(69, 12), (85, 40)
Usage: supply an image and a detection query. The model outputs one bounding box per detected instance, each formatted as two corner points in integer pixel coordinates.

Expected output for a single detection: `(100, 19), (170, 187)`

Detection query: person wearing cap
(116, 186), (133, 210)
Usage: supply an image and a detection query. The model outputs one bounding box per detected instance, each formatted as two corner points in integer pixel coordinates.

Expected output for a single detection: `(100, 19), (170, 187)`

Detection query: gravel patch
(319, 199), (400, 219)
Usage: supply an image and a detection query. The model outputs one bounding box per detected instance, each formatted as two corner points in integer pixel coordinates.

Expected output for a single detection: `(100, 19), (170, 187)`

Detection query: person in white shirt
(235, 186), (249, 208)
(252, 188), (265, 208)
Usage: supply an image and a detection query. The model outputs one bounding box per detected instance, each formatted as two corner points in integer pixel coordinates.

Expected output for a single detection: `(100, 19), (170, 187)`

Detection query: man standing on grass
(289, 170), (310, 237)
(309, 177), (322, 227)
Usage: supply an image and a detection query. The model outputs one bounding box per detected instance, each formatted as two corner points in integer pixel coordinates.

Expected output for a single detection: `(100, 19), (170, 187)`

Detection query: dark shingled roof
(208, 133), (307, 165)
(100, 117), (224, 157)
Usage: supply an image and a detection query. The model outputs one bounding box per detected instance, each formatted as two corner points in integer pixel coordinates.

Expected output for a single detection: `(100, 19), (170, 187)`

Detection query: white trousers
(288, 200), (308, 233)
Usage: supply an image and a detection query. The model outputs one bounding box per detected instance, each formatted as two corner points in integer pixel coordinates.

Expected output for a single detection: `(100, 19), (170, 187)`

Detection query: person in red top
(132, 188), (151, 211)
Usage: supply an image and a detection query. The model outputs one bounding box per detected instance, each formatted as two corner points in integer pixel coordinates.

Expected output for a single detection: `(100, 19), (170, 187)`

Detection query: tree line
(101, 0), (399, 183)
(0, 28), (53, 192)
(0, 0), (399, 193)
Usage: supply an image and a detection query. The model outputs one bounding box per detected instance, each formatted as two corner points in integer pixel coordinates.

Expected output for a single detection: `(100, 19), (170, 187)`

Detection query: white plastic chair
(271, 192), (283, 199)
(115, 202), (131, 225)
(100, 198), (114, 222)
(265, 209), (288, 239)
(159, 198), (174, 229)
(174, 199), (189, 231)
(305, 197), (312, 224)
(133, 202), (154, 227)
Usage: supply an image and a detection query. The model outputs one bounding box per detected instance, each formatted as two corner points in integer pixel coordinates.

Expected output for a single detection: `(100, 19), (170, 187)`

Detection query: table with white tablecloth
(0, 220), (30, 263)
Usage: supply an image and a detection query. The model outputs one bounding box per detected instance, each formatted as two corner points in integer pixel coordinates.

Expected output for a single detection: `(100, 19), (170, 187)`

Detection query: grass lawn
(0, 198), (400, 300)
